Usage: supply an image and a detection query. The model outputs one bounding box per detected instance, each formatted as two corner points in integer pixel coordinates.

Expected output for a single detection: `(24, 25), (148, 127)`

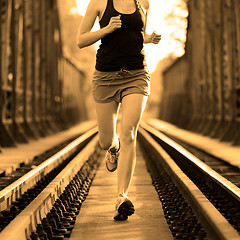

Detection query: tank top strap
(108, 0), (114, 9)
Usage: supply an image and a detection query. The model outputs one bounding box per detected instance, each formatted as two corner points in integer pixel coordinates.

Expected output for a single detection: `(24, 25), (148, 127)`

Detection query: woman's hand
(144, 31), (161, 44)
(150, 31), (161, 44)
(106, 15), (122, 33)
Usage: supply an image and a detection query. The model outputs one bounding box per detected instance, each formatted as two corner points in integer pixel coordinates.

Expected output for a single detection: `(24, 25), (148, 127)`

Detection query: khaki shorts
(92, 68), (151, 103)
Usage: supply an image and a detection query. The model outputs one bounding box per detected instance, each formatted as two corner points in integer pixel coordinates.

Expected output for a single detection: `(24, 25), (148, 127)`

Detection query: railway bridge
(0, 1), (240, 239)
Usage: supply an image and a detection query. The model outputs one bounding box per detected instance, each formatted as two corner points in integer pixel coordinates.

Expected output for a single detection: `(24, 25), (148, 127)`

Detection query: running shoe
(105, 146), (120, 172)
(114, 193), (135, 221)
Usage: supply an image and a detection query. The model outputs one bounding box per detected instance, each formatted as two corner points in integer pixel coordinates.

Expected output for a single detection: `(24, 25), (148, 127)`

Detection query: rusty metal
(0, 0), (87, 147)
(0, 0), (16, 147)
(161, 0), (240, 145)
(59, 57), (87, 126)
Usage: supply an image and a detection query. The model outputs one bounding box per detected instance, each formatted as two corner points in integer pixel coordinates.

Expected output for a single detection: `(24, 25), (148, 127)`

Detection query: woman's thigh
(120, 94), (148, 138)
(94, 101), (120, 149)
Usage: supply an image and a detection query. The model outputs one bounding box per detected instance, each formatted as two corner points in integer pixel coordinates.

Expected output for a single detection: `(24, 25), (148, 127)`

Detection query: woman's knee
(121, 125), (137, 145)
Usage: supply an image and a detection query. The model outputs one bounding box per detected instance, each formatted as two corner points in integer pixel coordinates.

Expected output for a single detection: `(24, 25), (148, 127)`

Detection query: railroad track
(0, 127), (100, 239)
(139, 121), (240, 240)
(158, 133), (240, 189)
(0, 123), (240, 240)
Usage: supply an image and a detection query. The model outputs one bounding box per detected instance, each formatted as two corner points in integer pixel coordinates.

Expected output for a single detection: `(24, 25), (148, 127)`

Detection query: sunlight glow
(76, 0), (89, 15)
(70, 7), (78, 14)
(75, 0), (188, 73)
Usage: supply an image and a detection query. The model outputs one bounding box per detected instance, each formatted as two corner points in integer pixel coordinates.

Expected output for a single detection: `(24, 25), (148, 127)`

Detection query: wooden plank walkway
(69, 145), (173, 240)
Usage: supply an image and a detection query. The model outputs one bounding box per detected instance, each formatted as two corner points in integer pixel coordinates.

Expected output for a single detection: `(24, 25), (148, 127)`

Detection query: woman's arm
(143, 9), (151, 43)
(140, 0), (161, 44)
(77, 0), (122, 49)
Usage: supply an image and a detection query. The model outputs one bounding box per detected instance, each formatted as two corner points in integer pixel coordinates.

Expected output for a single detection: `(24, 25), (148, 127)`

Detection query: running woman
(77, 0), (161, 220)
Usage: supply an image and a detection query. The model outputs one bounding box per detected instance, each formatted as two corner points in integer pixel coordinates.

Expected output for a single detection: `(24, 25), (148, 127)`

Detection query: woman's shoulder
(87, 0), (108, 15)
(139, 0), (150, 11)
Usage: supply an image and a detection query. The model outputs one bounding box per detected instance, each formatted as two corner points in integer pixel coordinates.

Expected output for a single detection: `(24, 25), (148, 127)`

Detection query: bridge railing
(0, 0), (87, 147)
(160, 0), (240, 145)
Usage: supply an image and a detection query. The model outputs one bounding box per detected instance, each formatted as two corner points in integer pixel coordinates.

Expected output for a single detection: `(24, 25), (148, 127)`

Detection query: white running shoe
(114, 193), (135, 220)
(105, 146), (120, 172)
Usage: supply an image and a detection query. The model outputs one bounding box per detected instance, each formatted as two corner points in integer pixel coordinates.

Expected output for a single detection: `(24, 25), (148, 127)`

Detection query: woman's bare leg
(94, 101), (120, 150)
(117, 94), (148, 195)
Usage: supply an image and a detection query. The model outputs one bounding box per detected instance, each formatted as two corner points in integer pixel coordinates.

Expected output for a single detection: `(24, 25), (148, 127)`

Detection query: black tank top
(95, 0), (146, 71)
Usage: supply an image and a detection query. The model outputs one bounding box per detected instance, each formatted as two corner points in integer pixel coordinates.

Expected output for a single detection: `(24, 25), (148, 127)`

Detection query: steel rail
(0, 126), (98, 212)
(139, 123), (240, 240)
(141, 121), (240, 201)
(0, 134), (99, 240)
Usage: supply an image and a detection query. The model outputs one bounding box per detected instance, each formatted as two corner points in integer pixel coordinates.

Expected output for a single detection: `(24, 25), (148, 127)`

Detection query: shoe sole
(114, 199), (135, 221)
(106, 161), (117, 172)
